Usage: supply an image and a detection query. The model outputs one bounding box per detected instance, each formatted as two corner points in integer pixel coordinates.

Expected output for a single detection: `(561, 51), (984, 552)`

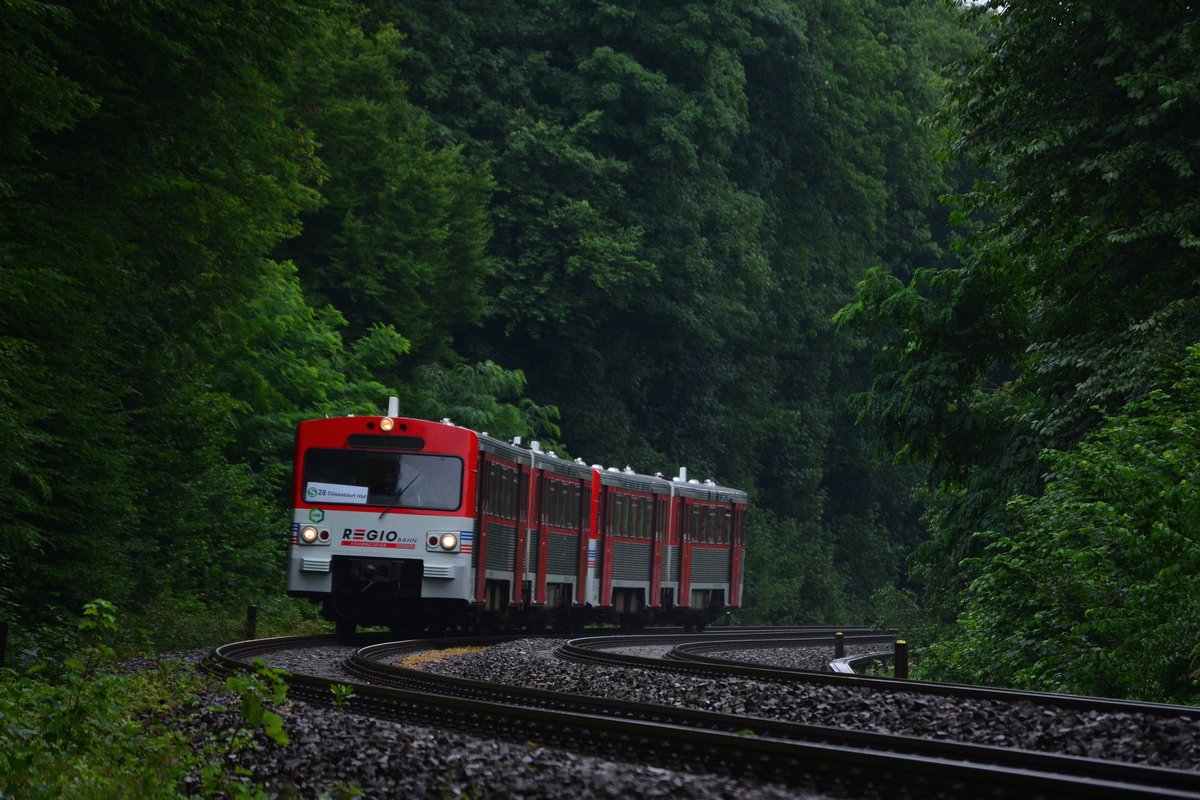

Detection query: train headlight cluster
(379, 417), (395, 431)
(426, 531), (459, 552)
(299, 525), (331, 545)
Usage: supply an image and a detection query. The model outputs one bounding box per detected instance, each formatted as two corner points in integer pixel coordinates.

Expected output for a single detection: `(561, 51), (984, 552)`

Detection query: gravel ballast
(169, 638), (1200, 797)
(174, 646), (821, 799)
(415, 639), (1200, 770)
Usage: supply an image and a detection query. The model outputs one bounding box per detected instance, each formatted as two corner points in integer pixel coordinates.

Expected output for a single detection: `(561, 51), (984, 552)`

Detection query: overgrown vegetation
(0, 602), (319, 799)
(838, 0), (1200, 702)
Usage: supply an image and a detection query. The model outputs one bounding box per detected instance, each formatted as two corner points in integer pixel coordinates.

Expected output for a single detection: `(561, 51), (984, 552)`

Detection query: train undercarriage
(317, 556), (726, 641)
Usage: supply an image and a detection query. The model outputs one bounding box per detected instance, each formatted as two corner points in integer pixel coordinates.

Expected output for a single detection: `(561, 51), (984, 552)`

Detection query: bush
(0, 600), (304, 798)
(922, 347), (1200, 702)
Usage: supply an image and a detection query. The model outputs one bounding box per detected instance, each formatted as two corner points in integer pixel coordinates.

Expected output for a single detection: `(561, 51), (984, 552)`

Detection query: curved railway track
(206, 632), (1200, 799)
(564, 633), (1200, 719)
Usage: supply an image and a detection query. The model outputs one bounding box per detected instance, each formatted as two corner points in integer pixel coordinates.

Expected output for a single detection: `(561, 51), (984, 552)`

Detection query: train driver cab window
(303, 449), (463, 511)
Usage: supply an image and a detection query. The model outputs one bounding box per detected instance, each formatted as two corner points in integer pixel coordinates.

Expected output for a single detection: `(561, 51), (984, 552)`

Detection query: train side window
(492, 464), (503, 514)
(500, 468), (509, 517)
(502, 466), (517, 519)
(490, 464), (499, 514)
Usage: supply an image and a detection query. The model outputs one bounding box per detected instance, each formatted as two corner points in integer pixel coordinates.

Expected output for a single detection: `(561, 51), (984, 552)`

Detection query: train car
(287, 400), (747, 637)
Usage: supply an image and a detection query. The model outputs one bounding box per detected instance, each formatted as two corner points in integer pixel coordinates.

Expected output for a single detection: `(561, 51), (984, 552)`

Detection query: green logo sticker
(308, 508), (325, 523)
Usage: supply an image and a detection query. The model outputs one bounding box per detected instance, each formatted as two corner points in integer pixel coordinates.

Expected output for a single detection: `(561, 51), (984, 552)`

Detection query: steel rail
(203, 636), (1200, 799)
(560, 635), (1200, 721)
(350, 639), (1200, 797)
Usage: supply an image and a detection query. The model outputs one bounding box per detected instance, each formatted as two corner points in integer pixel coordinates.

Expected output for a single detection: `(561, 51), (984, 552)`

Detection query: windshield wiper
(378, 473), (421, 518)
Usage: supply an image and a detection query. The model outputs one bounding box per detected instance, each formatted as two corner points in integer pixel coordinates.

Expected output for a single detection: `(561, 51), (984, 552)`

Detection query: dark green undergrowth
(0, 600), (329, 799)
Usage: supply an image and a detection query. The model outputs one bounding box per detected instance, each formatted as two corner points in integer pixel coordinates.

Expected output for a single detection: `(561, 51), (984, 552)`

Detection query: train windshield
(302, 449), (463, 511)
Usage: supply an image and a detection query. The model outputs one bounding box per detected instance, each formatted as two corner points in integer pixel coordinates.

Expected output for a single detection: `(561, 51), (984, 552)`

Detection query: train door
(677, 498), (693, 607)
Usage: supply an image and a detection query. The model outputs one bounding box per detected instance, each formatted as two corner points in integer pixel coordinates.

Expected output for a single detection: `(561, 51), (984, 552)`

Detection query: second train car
(286, 401), (747, 637)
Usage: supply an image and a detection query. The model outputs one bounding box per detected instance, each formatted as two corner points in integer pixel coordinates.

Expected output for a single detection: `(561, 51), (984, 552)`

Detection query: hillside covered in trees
(3, 0), (1197, 702)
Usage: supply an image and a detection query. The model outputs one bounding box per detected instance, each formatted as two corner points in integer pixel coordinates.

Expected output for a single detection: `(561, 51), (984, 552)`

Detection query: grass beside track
(394, 645), (491, 670)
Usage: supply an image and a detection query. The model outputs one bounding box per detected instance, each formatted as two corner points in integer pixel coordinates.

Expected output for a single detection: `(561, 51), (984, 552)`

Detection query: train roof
(479, 433), (746, 504)
(300, 409), (748, 505)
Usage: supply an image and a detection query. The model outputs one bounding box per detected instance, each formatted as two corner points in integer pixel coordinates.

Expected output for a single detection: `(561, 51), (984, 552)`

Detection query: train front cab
(287, 415), (480, 636)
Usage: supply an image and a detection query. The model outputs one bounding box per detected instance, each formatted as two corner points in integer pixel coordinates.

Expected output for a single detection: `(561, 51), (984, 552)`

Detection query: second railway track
(206, 631), (1200, 799)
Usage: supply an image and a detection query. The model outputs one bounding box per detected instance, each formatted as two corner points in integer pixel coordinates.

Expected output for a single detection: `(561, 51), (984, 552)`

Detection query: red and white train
(286, 400), (747, 637)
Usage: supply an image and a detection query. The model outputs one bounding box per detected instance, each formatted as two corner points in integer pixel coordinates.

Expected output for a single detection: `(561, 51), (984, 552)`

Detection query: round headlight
(300, 525), (319, 544)
(440, 532), (459, 551)
(380, 417), (395, 431)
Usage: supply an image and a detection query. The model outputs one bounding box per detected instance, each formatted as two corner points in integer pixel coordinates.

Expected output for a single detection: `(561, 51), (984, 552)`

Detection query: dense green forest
(2, 0), (1197, 703)
(838, 2), (1200, 701)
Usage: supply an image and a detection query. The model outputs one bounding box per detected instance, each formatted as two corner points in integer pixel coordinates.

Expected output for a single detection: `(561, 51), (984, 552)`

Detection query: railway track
(564, 632), (1200, 720)
(206, 633), (1200, 799)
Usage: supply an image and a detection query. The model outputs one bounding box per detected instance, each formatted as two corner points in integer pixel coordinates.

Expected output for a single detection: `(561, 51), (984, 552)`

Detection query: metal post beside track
(834, 631), (844, 658)
(894, 639), (908, 679)
(245, 605), (258, 640)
